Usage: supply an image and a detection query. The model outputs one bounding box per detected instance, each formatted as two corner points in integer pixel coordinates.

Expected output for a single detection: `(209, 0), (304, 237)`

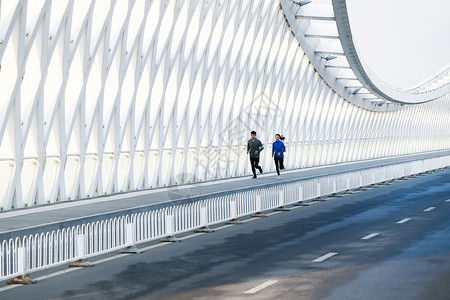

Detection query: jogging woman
(272, 134), (286, 178)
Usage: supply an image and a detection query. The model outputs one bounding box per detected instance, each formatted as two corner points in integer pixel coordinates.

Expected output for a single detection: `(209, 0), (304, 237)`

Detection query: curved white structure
(331, 0), (450, 104)
(0, 0), (449, 210)
(283, 0), (450, 106)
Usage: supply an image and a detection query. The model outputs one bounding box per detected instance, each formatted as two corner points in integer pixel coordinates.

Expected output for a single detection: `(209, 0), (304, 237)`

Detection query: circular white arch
(280, 0), (450, 109)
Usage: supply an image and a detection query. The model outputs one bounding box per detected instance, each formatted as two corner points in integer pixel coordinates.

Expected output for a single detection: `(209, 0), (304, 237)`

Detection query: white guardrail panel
(1, 156), (450, 281)
(348, 170), (360, 189)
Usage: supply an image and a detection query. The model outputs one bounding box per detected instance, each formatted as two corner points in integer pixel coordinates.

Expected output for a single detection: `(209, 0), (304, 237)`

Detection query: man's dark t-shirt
(247, 138), (264, 158)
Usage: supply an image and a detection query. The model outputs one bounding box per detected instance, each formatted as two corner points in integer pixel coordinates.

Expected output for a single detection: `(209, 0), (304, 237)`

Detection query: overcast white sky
(347, 0), (450, 88)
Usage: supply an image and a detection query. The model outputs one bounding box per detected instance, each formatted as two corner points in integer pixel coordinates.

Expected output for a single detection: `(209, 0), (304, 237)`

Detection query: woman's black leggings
(274, 157), (284, 175)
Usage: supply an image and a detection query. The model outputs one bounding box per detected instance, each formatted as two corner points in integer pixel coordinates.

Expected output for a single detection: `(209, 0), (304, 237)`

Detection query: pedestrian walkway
(1, 149), (449, 241)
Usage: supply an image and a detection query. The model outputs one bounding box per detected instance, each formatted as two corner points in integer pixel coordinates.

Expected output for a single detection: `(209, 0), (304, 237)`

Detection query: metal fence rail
(1, 156), (450, 282)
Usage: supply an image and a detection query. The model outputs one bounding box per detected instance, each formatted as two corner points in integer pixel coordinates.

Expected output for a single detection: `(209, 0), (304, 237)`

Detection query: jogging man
(247, 131), (264, 178)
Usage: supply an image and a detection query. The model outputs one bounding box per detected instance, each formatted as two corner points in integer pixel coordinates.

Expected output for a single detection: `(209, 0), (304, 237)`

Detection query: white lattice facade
(0, 0), (449, 210)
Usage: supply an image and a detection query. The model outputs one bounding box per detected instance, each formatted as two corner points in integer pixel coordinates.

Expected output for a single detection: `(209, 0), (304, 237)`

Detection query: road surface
(1, 168), (450, 300)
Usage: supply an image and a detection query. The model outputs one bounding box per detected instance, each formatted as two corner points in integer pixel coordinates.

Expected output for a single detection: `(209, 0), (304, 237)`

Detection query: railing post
(230, 199), (237, 219)
(317, 179), (321, 197)
(299, 186), (303, 202)
(69, 234), (94, 268)
(378, 167), (390, 185)
(294, 185), (309, 206)
(274, 190), (290, 211)
(356, 171), (368, 191)
(313, 178), (326, 201)
(76, 235), (85, 259)
(408, 168), (419, 178)
(120, 222), (142, 254)
(7, 247), (37, 285)
(416, 159), (426, 176)
(226, 199), (243, 225)
(343, 173), (356, 194)
(163, 214), (181, 242)
(398, 164), (408, 180)
(195, 204), (214, 233)
(367, 171), (380, 189)
(252, 194), (267, 217)
(329, 178), (343, 198)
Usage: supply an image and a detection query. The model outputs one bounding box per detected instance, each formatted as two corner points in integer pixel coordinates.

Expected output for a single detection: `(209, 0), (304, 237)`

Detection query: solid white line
(34, 268), (78, 281)
(313, 252), (338, 262)
(396, 218), (412, 224)
(241, 217), (261, 223)
(0, 268), (79, 292)
(0, 285), (18, 292)
(423, 207), (435, 212)
(213, 224), (234, 231)
(244, 280), (279, 294)
(266, 211), (282, 216)
(361, 233), (380, 240)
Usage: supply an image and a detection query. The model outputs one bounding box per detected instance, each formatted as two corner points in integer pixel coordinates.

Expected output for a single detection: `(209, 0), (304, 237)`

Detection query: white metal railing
(1, 155), (449, 282)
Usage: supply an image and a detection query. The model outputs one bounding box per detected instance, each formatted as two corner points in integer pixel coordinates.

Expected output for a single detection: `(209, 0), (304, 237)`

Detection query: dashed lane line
(396, 218), (412, 224)
(244, 280), (279, 294)
(313, 252), (338, 262)
(361, 233), (380, 240)
(423, 207), (435, 212)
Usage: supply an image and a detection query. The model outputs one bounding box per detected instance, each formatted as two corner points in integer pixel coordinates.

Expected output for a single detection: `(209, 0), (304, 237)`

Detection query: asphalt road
(1, 168), (450, 300)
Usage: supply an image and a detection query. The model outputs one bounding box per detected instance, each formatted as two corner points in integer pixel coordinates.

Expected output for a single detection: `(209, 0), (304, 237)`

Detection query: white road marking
(213, 224), (234, 231)
(423, 207), (435, 212)
(445, 199), (450, 202)
(0, 268), (79, 292)
(266, 211), (282, 216)
(244, 280), (279, 294)
(396, 218), (412, 224)
(361, 233), (380, 240)
(34, 268), (78, 281)
(0, 285), (18, 292)
(313, 252), (338, 262)
(242, 216), (264, 223)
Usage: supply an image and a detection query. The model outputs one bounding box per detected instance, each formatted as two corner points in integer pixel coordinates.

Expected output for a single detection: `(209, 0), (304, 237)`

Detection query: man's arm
(247, 140), (250, 154)
(259, 140), (264, 152)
